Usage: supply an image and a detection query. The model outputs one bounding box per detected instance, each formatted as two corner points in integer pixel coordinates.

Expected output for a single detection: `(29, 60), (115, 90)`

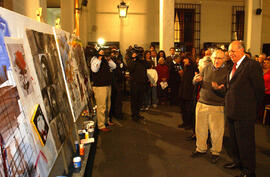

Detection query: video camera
(126, 44), (144, 60)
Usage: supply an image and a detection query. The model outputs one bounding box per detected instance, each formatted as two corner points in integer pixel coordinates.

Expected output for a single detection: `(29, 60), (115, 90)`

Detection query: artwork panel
(26, 29), (73, 152)
(5, 42), (34, 96)
(0, 86), (39, 177)
(54, 29), (93, 120)
(31, 105), (49, 146)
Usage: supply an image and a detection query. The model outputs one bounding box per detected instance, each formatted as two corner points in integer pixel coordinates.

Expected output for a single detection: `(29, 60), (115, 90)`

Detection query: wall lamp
(117, 1), (129, 18)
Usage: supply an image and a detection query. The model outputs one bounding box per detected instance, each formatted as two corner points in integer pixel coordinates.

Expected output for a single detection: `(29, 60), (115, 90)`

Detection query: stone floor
(90, 101), (270, 177)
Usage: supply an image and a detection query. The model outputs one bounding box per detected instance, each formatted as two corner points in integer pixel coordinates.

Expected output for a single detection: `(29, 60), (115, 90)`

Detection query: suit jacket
(168, 61), (182, 86)
(166, 55), (175, 67)
(225, 57), (265, 120)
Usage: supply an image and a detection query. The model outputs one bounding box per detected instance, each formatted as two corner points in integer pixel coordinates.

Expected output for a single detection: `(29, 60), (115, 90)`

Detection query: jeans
(144, 85), (158, 106)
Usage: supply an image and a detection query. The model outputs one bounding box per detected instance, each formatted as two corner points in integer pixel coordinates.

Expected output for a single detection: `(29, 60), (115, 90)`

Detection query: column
(61, 0), (75, 34)
(245, 0), (263, 55)
(159, 0), (174, 54)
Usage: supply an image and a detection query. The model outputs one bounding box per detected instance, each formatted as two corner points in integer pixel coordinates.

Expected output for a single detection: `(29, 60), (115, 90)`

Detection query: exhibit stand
(0, 7), (96, 177)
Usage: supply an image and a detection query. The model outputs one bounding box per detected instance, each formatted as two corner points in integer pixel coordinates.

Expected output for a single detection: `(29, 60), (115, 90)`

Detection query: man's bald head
(228, 41), (245, 63)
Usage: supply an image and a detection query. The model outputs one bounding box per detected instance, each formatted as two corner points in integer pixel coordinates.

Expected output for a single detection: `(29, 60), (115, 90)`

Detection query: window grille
(175, 3), (201, 54)
(232, 6), (245, 41)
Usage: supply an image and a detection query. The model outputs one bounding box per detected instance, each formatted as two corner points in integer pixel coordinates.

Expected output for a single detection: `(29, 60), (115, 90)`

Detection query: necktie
(231, 63), (237, 77)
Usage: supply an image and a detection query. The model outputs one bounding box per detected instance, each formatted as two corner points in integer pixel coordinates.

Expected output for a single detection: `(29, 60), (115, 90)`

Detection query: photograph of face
(39, 54), (53, 86)
(48, 85), (59, 117)
(42, 88), (53, 122)
(31, 105), (49, 146)
(6, 43), (33, 96)
(56, 114), (66, 144)
(33, 30), (45, 54)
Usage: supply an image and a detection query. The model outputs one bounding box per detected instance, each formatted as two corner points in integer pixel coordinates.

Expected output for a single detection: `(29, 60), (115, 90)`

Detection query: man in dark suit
(168, 55), (183, 105)
(165, 47), (176, 66)
(222, 41), (264, 177)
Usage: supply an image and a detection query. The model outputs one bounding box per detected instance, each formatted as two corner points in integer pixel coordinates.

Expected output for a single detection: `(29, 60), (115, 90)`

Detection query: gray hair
(210, 49), (225, 60)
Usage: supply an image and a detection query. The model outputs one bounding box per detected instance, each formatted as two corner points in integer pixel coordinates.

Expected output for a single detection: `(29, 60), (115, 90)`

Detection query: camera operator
(91, 49), (116, 132)
(109, 48), (126, 120)
(127, 49), (151, 121)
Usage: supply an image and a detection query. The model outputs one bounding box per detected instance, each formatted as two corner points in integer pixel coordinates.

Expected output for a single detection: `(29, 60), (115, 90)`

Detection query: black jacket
(92, 58), (112, 86)
(168, 61), (182, 85)
(127, 58), (150, 84)
(179, 63), (198, 100)
(225, 57), (264, 120)
(111, 56), (127, 86)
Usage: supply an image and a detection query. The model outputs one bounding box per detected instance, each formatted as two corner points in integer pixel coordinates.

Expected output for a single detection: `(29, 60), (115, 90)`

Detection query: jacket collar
(228, 56), (248, 83)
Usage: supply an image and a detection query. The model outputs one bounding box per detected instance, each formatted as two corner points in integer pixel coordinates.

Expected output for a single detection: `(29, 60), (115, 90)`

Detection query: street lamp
(117, 1), (129, 18)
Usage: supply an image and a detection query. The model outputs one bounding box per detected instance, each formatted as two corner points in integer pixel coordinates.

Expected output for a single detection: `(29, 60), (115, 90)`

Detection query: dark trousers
(157, 85), (168, 103)
(180, 99), (193, 127)
(110, 83), (123, 119)
(130, 82), (146, 118)
(170, 83), (180, 105)
(227, 118), (256, 173)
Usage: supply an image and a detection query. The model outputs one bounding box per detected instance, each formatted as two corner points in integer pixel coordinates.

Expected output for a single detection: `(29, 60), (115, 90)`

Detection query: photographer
(91, 49), (116, 132)
(110, 48), (126, 120)
(127, 49), (151, 121)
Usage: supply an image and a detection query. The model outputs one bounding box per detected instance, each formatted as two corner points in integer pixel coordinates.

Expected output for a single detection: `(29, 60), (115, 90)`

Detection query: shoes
(224, 162), (241, 169)
(211, 154), (220, 164)
(191, 150), (206, 158)
(153, 104), (158, 108)
(235, 169), (256, 177)
(145, 106), (150, 111)
(186, 135), (196, 141)
(99, 128), (111, 132)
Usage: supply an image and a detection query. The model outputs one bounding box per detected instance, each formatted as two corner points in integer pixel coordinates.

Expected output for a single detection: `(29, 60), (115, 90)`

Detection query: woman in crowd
(156, 57), (169, 105)
(258, 57), (270, 123)
(179, 56), (198, 129)
(157, 50), (166, 63)
(142, 50), (157, 110)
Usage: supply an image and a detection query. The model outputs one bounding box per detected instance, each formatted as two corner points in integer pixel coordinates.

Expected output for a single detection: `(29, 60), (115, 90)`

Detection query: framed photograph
(31, 104), (49, 146)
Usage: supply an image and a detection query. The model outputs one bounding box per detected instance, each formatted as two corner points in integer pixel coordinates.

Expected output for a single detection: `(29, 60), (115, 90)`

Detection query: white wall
(10, 0), (268, 54)
(176, 0), (243, 49)
(60, 0), (74, 34)
(201, 1), (232, 47)
(261, 0), (270, 45)
(80, 0), (159, 54)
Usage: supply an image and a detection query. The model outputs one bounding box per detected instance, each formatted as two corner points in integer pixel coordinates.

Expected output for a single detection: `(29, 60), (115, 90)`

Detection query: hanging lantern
(117, 1), (129, 18)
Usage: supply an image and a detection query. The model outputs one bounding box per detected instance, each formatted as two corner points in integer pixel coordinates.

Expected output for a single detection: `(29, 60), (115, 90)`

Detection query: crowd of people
(88, 40), (269, 177)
